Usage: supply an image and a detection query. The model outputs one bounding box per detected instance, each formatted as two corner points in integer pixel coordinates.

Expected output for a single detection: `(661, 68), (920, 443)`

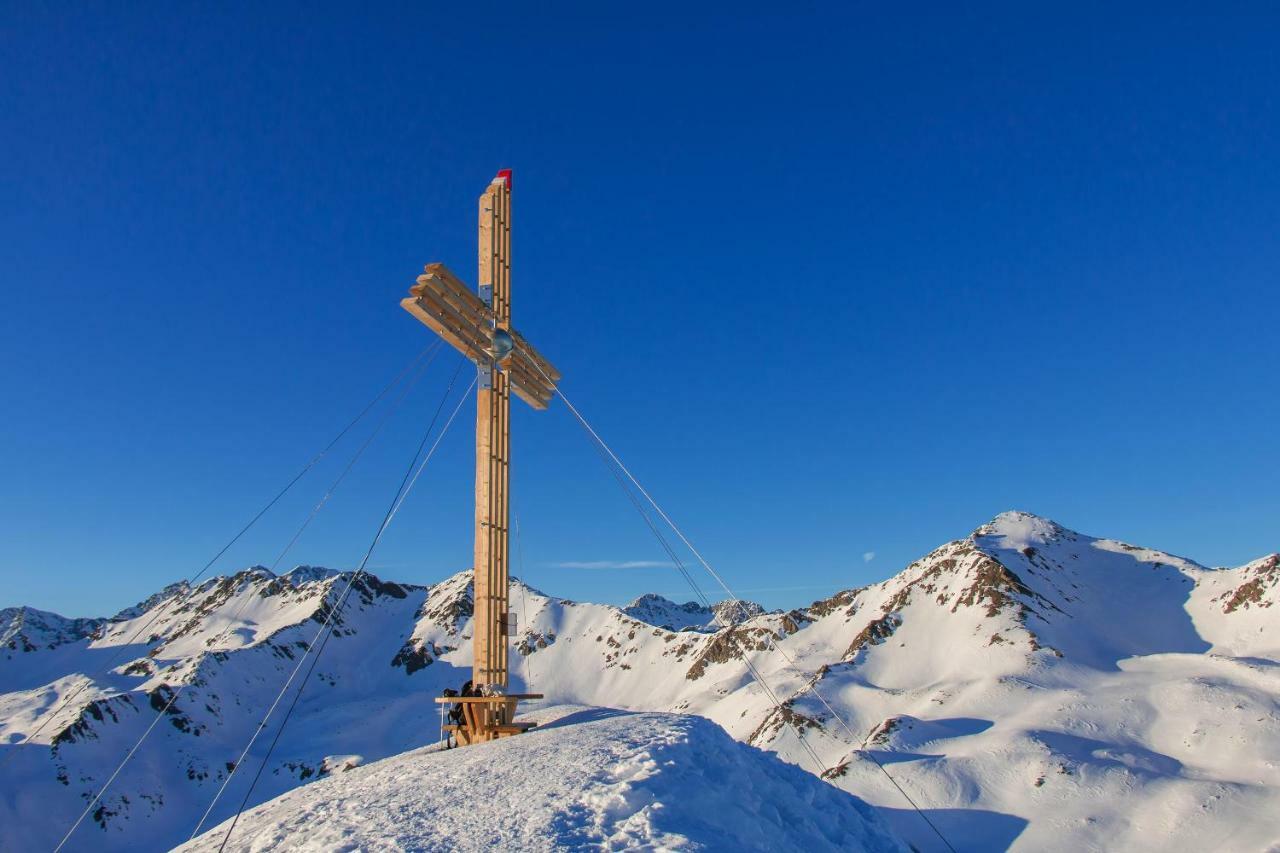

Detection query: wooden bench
(442, 722), (534, 733)
(436, 693), (542, 746)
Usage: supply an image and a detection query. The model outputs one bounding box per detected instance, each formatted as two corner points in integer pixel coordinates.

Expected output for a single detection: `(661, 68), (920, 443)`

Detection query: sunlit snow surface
(3, 512), (1278, 851)
(178, 706), (907, 852)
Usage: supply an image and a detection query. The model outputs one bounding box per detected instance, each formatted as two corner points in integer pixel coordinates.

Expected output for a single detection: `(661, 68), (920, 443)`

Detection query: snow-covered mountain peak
(623, 592), (768, 632)
(110, 580), (191, 622)
(413, 569), (474, 634)
(626, 591), (704, 614)
(970, 511), (1209, 577)
(623, 593), (709, 630)
(0, 606), (104, 653)
(281, 565), (340, 586)
(972, 509), (1073, 550)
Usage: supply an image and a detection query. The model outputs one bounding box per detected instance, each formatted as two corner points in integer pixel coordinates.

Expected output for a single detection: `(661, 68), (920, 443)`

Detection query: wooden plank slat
(508, 361), (552, 392)
(413, 287), (492, 354)
(495, 177), (512, 686)
(510, 383), (550, 411)
(412, 279), (490, 331)
(508, 373), (551, 403)
(508, 349), (555, 393)
(400, 297), (486, 363)
(421, 264), (491, 324)
(510, 328), (561, 382)
(505, 364), (553, 409)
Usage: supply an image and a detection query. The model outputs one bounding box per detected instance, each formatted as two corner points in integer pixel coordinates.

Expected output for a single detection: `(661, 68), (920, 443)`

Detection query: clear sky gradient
(2, 4), (1277, 617)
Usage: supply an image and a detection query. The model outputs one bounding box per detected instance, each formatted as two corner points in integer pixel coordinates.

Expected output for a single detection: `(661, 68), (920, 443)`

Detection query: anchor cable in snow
(51, 345), (444, 852)
(266, 349), (442, 576)
(191, 359), (474, 849)
(569, 395), (831, 776)
(521, 351), (959, 853)
(3, 341), (439, 775)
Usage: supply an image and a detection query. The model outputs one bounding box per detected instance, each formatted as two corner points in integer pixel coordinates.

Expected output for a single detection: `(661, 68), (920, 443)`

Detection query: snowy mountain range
(2, 511), (1277, 851)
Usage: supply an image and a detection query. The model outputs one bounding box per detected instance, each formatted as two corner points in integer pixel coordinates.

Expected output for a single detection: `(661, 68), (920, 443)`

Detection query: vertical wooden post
(473, 172), (512, 693)
(413, 170), (550, 746)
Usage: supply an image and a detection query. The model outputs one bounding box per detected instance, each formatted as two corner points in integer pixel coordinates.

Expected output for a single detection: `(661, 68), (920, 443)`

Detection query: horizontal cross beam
(400, 263), (559, 410)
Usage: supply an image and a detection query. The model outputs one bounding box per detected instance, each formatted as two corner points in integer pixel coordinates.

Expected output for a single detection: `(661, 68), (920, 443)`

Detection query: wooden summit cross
(403, 170), (555, 746)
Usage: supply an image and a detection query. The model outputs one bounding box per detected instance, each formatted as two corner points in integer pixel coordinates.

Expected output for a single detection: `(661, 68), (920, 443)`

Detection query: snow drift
(179, 707), (906, 852)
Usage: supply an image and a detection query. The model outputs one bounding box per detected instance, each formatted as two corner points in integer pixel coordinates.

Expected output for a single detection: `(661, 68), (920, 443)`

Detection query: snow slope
(179, 707), (906, 852)
(2, 511), (1277, 851)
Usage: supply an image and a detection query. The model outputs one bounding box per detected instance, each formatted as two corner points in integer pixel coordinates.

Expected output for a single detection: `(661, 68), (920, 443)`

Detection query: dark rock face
(516, 631), (555, 656)
(804, 588), (860, 620)
(686, 625), (777, 681)
(844, 612), (902, 660)
(51, 695), (136, 749)
(391, 640), (441, 675)
(1219, 555), (1279, 613)
(951, 553), (1040, 619)
(747, 700), (822, 746)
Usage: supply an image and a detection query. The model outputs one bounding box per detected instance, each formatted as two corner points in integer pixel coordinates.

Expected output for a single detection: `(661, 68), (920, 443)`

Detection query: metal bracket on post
(477, 275), (495, 392)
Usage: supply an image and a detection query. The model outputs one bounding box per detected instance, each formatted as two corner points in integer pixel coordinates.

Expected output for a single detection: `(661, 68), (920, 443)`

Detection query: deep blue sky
(2, 4), (1277, 617)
